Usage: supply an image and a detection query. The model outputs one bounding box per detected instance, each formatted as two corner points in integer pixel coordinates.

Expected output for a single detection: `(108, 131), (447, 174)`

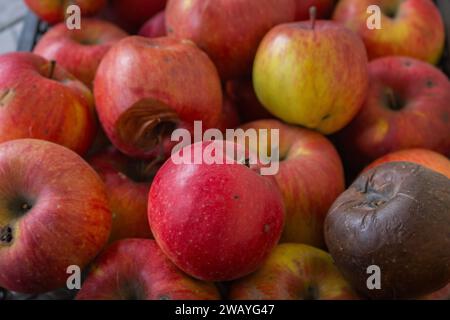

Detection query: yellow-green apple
(0, 139), (111, 293)
(333, 0), (445, 64)
(365, 148), (450, 179)
(139, 11), (167, 38)
(24, 0), (107, 24)
(94, 36), (223, 159)
(77, 239), (220, 300)
(325, 162), (450, 299)
(240, 119), (344, 248)
(148, 140), (285, 282)
(226, 78), (273, 122)
(34, 19), (128, 87)
(229, 243), (358, 300)
(295, 0), (335, 21)
(0, 52), (96, 155)
(89, 148), (156, 243)
(336, 56), (450, 173)
(253, 14), (369, 135)
(166, 0), (296, 79)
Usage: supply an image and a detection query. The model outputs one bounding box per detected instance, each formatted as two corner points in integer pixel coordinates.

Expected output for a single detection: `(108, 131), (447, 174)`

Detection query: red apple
(229, 243), (359, 300)
(253, 16), (369, 134)
(89, 148), (157, 243)
(166, 0), (296, 79)
(240, 119), (345, 248)
(0, 139), (111, 293)
(333, 0), (445, 64)
(337, 56), (450, 172)
(139, 11), (167, 38)
(218, 96), (241, 133)
(421, 283), (450, 300)
(94, 36), (223, 159)
(295, 0), (336, 21)
(226, 78), (273, 122)
(109, 0), (167, 32)
(365, 149), (450, 179)
(77, 239), (220, 300)
(0, 52), (96, 155)
(24, 0), (107, 24)
(148, 140), (285, 281)
(34, 19), (128, 87)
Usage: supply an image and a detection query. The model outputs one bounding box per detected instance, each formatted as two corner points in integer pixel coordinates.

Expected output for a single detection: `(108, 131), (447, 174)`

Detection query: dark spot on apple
(442, 112), (449, 124)
(321, 114), (331, 121)
(167, 26), (174, 34)
(233, 195), (240, 200)
(426, 80), (435, 88)
(0, 225), (13, 244)
(403, 60), (412, 67)
(264, 224), (270, 233)
(158, 294), (171, 300)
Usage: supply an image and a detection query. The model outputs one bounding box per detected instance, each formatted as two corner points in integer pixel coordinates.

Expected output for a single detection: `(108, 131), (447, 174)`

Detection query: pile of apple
(0, 0), (449, 300)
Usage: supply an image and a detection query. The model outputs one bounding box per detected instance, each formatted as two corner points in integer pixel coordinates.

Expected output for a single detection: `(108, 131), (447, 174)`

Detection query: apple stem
(385, 88), (401, 110)
(309, 6), (317, 30)
(49, 60), (57, 79)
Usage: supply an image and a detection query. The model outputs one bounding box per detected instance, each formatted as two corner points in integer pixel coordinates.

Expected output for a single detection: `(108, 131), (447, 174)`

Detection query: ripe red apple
(218, 96), (241, 133)
(333, 0), (445, 64)
(295, 0), (335, 21)
(253, 15), (369, 134)
(166, 0), (296, 79)
(24, 0), (107, 24)
(0, 52), (96, 155)
(148, 141), (285, 281)
(0, 139), (111, 294)
(226, 78), (273, 122)
(337, 56), (450, 172)
(139, 11), (167, 38)
(229, 243), (358, 300)
(109, 0), (167, 32)
(77, 239), (220, 300)
(89, 148), (157, 243)
(94, 36), (223, 159)
(34, 19), (128, 87)
(365, 149), (450, 179)
(240, 120), (345, 248)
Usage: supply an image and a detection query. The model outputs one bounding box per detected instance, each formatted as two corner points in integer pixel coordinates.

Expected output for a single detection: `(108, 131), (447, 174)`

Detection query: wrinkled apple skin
(0, 139), (111, 294)
(295, 0), (335, 21)
(148, 141), (285, 282)
(34, 19), (128, 87)
(166, 0), (296, 79)
(229, 243), (359, 300)
(333, 0), (445, 64)
(77, 239), (220, 300)
(241, 119), (344, 248)
(0, 52), (96, 155)
(253, 21), (368, 135)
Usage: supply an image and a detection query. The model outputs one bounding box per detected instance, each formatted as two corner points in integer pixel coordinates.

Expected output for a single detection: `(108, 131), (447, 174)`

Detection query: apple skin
(139, 11), (167, 38)
(94, 36), (223, 159)
(166, 0), (296, 80)
(0, 139), (111, 294)
(253, 20), (369, 135)
(89, 148), (155, 243)
(295, 0), (336, 21)
(420, 283), (450, 300)
(218, 96), (241, 133)
(337, 56), (450, 172)
(240, 119), (344, 248)
(333, 0), (445, 64)
(365, 149), (450, 179)
(34, 19), (128, 87)
(77, 239), (220, 300)
(24, 0), (107, 24)
(148, 140), (285, 282)
(229, 243), (359, 300)
(0, 52), (96, 155)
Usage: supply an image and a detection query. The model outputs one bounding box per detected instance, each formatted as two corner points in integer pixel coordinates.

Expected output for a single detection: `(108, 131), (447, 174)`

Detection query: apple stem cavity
(309, 6), (317, 30)
(0, 225), (13, 244)
(385, 88), (403, 111)
(48, 60), (57, 79)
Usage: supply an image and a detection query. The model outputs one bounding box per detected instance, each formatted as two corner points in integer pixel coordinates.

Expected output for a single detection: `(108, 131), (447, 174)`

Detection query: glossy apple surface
(139, 11), (166, 38)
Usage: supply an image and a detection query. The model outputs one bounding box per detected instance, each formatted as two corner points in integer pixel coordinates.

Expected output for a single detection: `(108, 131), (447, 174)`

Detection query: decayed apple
(325, 162), (450, 299)
(229, 243), (358, 300)
(365, 149), (450, 179)
(253, 12), (369, 135)
(94, 36), (223, 159)
(333, 0), (445, 64)
(24, 0), (107, 24)
(89, 148), (156, 242)
(77, 239), (220, 300)
(148, 141), (285, 282)
(139, 11), (167, 38)
(0, 139), (111, 293)
(166, 0), (296, 79)
(34, 19), (128, 87)
(240, 119), (344, 248)
(337, 56), (450, 172)
(0, 52), (96, 155)
(295, 0), (335, 21)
